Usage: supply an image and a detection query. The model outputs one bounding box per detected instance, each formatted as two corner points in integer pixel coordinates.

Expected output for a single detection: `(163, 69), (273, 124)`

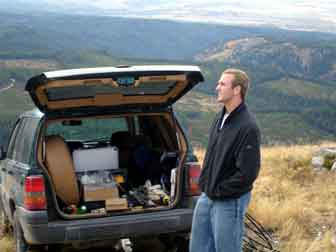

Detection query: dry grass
(0, 235), (14, 252)
(196, 142), (336, 252)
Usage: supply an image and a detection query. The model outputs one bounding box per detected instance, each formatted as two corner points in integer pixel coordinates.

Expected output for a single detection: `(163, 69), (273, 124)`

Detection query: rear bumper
(17, 207), (194, 245)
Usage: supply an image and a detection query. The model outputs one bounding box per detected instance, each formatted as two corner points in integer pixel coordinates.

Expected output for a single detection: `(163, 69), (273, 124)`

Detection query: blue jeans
(189, 192), (251, 252)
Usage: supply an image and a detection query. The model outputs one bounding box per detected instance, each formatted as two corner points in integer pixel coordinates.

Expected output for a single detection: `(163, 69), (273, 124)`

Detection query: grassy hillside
(1, 11), (336, 61)
(194, 142), (336, 252)
(261, 78), (336, 102)
(175, 91), (219, 147)
(0, 88), (33, 117)
(0, 88), (33, 146)
(0, 11), (266, 61)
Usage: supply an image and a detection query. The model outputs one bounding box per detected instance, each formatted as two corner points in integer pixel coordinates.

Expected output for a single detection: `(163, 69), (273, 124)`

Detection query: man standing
(190, 69), (261, 252)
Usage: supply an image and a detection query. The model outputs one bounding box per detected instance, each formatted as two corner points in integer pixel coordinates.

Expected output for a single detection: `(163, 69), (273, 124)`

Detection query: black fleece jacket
(199, 103), (261, 199)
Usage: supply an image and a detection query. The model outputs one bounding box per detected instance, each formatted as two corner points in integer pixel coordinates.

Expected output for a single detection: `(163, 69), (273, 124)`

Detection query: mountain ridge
(0, 12), (335, 146)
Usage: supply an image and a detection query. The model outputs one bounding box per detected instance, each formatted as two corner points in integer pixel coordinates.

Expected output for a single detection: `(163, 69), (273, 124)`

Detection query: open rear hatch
(30, 65), (203, 218)
(25, 65), (204, 115)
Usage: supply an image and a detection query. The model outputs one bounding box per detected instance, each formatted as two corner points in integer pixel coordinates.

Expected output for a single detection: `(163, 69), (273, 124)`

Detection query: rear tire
(46, 244), (63, 251)
(174, 237), (189, 252)
(159, 235), (189, 252)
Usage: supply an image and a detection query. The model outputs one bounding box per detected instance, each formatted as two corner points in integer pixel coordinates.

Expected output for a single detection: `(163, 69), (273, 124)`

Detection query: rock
(312, 147), (336, 170)
(311, 156), (324, 169)
(331, 161), (336, 171)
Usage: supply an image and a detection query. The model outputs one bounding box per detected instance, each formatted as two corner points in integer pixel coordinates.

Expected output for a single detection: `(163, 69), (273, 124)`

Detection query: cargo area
(39, 113), (186, 217)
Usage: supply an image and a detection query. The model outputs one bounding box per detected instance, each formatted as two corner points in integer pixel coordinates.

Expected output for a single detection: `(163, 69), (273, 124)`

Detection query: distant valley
(0, 11), (335, 147)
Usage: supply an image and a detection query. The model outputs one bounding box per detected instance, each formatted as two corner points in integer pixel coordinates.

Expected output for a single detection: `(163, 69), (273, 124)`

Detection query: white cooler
(73, 146), (119, 173)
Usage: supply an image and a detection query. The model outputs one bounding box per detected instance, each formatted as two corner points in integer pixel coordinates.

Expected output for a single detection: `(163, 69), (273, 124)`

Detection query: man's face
(215, 73), (240, 104)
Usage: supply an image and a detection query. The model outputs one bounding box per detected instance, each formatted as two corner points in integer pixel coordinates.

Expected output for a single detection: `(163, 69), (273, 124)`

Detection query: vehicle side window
(10, 119), (28, 162)
(19, 118), (40, 164)
(6, 118), (39, 164)
(6, 119), (24, 159)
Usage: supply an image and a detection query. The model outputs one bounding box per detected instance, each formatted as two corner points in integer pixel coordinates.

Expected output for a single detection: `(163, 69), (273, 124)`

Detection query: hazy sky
(50, 0), (335, 15)
(1, 0), (335, 32)
(47, 0), (336, 23)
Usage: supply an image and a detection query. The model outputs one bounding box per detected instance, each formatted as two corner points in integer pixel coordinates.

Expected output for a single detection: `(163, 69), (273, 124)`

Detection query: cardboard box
(84, 185), (119, 202)
(106, 198), (128, 211)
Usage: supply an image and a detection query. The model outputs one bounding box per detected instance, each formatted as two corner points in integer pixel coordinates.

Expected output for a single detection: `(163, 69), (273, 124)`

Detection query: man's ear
(233, 85), (241, 96)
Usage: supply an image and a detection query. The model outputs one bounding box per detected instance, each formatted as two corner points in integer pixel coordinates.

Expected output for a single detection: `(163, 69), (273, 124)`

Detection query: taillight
(24, 176), (47, 210)
(186, 162), (201, 196)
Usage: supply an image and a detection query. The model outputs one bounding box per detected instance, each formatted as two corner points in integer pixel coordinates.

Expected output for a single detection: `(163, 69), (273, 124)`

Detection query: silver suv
(0, 65), (204, 252)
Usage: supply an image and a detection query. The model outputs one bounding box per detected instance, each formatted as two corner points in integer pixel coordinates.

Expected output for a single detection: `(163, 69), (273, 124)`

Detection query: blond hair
(223, 68), (250, 100)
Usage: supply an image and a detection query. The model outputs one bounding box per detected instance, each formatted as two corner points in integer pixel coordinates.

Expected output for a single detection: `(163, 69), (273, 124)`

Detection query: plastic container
(73, 146), (119, 172)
